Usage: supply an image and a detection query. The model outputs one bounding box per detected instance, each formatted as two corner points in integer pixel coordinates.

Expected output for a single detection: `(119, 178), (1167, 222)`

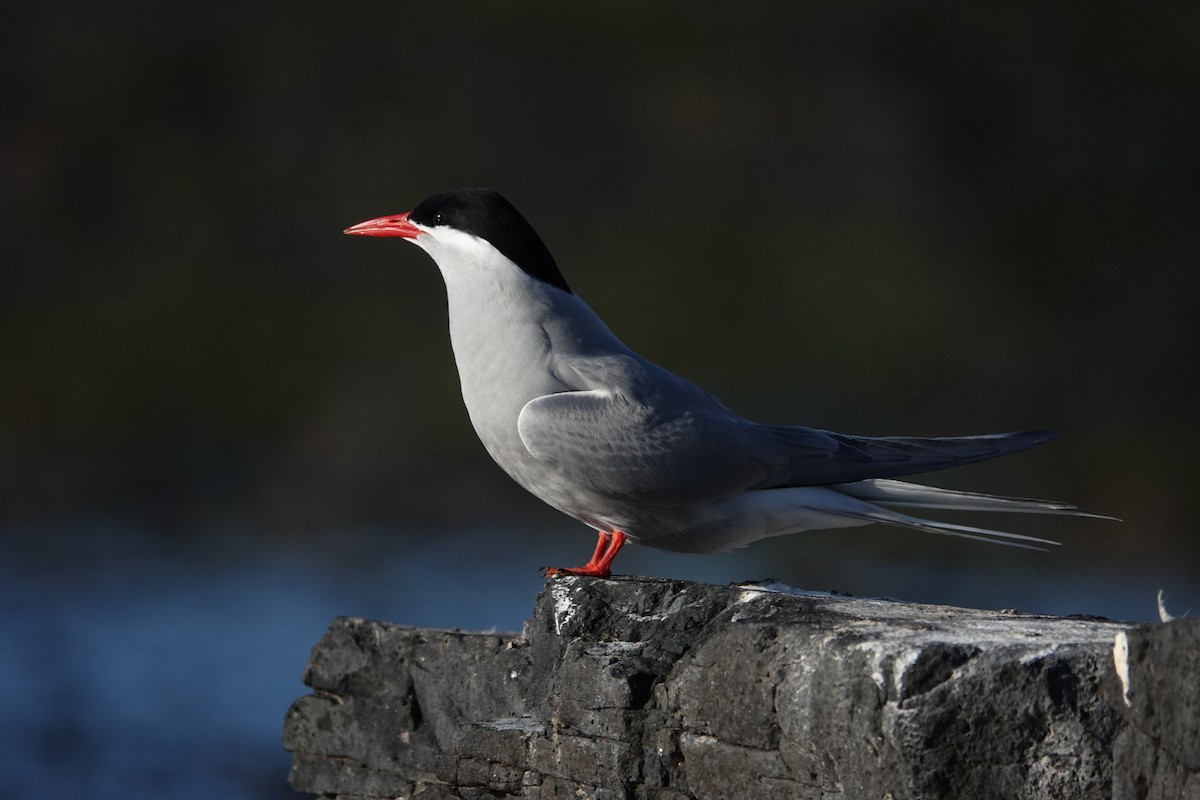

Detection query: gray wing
(516, 388), (817, 506)
(518, 352), (841, 506)
(519, 351), (1059, 505)
(753, 428), (1060, 488)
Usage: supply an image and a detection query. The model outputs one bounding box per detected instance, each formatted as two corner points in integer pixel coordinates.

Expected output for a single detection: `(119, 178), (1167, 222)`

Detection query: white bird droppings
(1157, 589), (1176, 623)
(550, 579), (579, 636)
(891, 647), (922, 695)
(1113, 631), (1132, 707)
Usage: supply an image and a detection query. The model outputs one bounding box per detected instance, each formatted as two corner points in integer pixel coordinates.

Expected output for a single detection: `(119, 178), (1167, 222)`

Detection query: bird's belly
(459, 386), (642, 534)
(451, 340), (607, 526)
(448, 317), (692, 537)
(475, 424), (626, 531)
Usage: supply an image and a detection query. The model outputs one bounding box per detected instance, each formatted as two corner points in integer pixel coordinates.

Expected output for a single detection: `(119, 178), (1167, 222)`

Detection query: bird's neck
(438, 265), (627, 405)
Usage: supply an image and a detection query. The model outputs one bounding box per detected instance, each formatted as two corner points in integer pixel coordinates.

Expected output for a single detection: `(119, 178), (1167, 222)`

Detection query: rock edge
(283, 576), (1198, 799)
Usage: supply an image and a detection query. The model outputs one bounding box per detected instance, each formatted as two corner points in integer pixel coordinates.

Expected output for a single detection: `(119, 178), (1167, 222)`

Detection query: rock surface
(283, 576), (1199, 799)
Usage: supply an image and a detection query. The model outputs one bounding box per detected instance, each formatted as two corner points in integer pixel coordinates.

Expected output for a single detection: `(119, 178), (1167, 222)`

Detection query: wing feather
(519, 351), (1060, 507)
(753, 428), (1060, 487)
(517, 388), (804, 507)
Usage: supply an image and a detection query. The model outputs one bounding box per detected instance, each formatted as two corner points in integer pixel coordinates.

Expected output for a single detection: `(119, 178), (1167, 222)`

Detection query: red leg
(586, 531), (611, 564)
(545, 530), (628, 579)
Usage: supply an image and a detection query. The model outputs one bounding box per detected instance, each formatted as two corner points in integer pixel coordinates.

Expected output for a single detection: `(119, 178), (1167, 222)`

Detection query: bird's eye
(433, 212), (445, 225)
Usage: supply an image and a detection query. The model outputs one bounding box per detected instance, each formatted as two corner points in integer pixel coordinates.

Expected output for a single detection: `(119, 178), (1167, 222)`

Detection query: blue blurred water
(1, 522), (1193, 799)
(0, 525), (541, 799)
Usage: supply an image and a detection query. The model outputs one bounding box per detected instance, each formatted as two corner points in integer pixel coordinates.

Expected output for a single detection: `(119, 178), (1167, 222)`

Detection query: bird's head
(344, 187), (572, 294)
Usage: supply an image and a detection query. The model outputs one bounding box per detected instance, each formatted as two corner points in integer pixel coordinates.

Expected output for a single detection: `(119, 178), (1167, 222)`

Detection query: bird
(344, 187), (1110, 578)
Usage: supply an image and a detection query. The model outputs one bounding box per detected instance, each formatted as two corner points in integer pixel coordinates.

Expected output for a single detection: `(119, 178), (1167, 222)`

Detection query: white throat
(408, 227), (628, 431)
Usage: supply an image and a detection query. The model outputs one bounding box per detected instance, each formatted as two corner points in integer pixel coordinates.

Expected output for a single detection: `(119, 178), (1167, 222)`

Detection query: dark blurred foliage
(2, 2), (1198, 566)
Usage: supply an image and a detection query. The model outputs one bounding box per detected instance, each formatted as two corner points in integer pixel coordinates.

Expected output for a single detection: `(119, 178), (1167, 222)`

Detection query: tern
(345, 187), (1108, 578)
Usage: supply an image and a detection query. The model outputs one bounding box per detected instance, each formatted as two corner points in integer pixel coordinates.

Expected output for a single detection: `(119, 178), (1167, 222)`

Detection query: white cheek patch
(419, 229), (543, 305)
(418, 226), (490, 256)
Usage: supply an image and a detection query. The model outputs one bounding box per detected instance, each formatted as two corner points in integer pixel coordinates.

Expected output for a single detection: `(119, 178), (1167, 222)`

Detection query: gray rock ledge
(283, 576), (1198, 799)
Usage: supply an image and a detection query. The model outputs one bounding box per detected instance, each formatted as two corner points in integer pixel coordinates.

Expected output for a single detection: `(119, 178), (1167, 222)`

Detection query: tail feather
(815, 477), (1120, 550)
(821, 493), (1063, 551)
(835, 478), (1120, 519)
(656, 478), (1115, 554)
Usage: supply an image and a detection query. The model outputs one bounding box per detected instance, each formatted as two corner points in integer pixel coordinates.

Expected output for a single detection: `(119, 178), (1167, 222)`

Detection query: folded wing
(517, 388), (804, 506)
(754, 428), (1060, 488)
(520, 351), (1061, 507)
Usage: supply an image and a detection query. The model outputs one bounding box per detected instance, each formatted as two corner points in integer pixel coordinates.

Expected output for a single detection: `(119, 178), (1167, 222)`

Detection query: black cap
(409, 188), (572, 294)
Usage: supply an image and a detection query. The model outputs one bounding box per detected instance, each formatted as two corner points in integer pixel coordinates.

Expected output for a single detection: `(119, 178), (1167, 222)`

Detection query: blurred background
(3, 2), (1198, 797)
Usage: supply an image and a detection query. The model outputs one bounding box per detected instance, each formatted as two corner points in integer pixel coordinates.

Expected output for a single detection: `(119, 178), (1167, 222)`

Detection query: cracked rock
(283, 576), (1197, 799)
